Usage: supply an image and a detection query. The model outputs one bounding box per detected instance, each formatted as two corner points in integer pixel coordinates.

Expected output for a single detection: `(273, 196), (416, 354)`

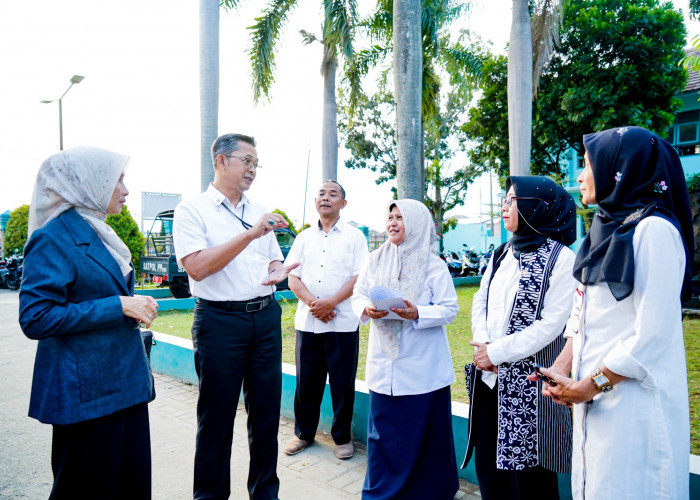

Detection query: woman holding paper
(463, 176), (577, 499)
(352, 199), (459, 500)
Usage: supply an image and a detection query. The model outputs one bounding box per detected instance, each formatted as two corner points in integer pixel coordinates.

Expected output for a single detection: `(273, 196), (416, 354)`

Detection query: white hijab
(28, 146), (133, 276)
(367, 199), (437, 359)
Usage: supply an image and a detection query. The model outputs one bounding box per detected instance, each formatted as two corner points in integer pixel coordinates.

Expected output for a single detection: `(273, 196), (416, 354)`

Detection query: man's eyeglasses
(225, 154), (262, 170)
(502, 196), (549, 208)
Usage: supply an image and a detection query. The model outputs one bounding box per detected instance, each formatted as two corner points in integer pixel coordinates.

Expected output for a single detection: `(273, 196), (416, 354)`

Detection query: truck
(140, 210), (297, 298)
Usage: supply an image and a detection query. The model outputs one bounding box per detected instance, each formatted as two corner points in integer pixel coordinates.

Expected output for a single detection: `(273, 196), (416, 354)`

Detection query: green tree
(464, 0), (686, 179)
(105, 206), (146, 273)
(3, 204), (29, 257)
(235, 0), (358, 182)
(339, 77), (478, 250)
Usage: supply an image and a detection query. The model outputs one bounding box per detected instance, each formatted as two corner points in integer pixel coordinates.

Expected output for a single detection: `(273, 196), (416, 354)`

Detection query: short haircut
(211, 133), (256, 167)
(321, 179), (346, 199)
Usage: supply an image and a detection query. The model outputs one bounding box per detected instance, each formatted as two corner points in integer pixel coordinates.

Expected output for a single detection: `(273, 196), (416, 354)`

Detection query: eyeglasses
(224, 154), (262, 170)
(502, 196), (549, 208)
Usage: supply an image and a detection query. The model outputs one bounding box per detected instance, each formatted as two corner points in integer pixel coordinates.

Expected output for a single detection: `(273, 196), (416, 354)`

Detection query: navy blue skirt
(362, 386), (459, 500)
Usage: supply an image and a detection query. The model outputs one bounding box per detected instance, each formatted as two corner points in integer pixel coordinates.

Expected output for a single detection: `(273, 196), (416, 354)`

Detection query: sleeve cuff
(603, 342), (655, 390)
(486, 342), (505, 367)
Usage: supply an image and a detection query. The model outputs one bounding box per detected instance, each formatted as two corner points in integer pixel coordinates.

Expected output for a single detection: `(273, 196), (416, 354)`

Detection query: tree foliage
(3, 204), (29, 257)
(338, 76), (478, 248)
(464, 0), (687, 179)
(105, 206), (146, 273)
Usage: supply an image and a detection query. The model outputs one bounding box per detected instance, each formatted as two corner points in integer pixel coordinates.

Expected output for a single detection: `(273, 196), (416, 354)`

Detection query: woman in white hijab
(352, 199), (459, 499)
(19, 147), (158, 499)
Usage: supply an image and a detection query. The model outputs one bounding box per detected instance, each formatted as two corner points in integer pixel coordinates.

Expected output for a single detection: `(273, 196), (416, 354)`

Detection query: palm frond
(342, 45), (391, 117)
(220, 0), (243, 10)
(422, 61), (441, 121)
(248, 0), (298, 103)
(323, 0), (358, 60)
(300, 29), (318, 45)
(531, 0), (562, 95)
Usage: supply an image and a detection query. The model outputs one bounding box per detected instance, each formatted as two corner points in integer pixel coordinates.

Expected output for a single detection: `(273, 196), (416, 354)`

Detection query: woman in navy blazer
(19, 147), (159, 499)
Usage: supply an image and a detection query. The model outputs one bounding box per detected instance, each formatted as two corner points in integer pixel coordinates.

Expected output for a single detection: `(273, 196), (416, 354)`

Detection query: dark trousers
(293, 328), (359, 444)
(473, 379), (559, 500)
(50, 402), (151, 500)
(192, 299), (282, 500)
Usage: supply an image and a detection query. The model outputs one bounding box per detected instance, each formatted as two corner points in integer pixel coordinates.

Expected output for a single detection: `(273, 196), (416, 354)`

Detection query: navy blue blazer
(19, 208), (154, 425)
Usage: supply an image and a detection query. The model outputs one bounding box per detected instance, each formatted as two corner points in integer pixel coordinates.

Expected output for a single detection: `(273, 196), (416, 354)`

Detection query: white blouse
(472, 244), (577, 388)
(565, 216), (689, 500)
(352, 254), (458, 396)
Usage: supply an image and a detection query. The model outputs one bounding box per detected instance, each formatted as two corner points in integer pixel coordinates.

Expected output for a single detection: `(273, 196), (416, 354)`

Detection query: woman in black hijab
(462, 176), (577, 500)
(538, 126), (692, 499)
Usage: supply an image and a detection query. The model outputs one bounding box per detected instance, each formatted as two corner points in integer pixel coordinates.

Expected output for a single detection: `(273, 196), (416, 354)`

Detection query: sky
(0, 0), (698, 232)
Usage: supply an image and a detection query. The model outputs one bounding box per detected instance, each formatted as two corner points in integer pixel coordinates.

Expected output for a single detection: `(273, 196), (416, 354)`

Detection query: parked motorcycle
(1, 255), (23, 290)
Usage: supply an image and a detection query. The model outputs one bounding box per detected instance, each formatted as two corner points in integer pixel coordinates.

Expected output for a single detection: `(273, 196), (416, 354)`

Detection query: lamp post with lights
(40, 75), (85, 150)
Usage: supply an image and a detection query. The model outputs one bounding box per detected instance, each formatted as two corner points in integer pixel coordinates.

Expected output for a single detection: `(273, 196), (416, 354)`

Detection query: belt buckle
(245, 300), (263, 313)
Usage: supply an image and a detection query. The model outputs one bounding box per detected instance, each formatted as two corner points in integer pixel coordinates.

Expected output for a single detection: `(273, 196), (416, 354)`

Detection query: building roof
(684, 48), (700, 93)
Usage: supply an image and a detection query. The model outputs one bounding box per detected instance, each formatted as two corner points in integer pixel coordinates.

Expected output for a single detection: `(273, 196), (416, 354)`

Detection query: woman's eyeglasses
(502, 196), (550, 208)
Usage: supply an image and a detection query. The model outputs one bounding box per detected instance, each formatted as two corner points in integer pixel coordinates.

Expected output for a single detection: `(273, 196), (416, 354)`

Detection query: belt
(197, 295), (273, 313)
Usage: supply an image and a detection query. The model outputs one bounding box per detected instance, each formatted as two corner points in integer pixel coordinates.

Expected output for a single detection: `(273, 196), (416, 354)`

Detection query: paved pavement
(0, 290), (480, 499)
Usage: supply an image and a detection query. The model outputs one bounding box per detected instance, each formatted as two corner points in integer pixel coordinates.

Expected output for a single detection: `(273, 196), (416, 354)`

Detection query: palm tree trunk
(393, 0), (423, 201)
(508, 0), (532, 176)
(321, 46), (338, 182)
(199, 0), (219, 191)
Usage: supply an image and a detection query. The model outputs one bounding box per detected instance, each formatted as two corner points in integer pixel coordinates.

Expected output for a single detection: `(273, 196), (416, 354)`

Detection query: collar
(316, 216), (345, 233)
(205, 183), (249, 209)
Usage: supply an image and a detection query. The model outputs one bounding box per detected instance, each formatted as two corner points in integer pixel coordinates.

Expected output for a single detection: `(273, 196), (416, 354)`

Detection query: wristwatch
(591, 368), (613, 393)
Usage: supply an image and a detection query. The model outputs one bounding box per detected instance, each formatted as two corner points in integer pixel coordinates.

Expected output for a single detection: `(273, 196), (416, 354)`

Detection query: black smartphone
(535, 364), (557, 386)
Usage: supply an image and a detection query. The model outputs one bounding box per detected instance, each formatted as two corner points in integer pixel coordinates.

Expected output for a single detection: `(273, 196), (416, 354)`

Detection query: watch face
(593, 374), (607, 386)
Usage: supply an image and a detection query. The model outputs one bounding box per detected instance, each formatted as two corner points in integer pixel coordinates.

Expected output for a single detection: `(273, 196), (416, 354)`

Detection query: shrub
(4, 204), (29, 257)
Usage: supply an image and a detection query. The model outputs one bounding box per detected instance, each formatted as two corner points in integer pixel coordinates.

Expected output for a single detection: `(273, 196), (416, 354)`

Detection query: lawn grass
(150, 285), (700, 454)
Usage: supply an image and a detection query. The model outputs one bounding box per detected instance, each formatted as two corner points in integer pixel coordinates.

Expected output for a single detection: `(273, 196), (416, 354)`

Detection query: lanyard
(220, 202), (252, 230)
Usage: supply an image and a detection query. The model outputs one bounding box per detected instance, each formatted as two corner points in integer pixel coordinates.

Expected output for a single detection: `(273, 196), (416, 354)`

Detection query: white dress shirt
(565, 216), (689, 500)
(284, 218), (369, 333)
(172, 184), (283, 301)
(471, 244), (576, 388)
(352, 254), (458, 396)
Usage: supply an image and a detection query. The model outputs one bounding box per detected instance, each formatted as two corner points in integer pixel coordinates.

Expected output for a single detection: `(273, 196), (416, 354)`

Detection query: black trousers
(50, 402), (151, 500)
(473, 379), (560, 500)
(192, 299), (282, 500)
(293, 329), (359, 444)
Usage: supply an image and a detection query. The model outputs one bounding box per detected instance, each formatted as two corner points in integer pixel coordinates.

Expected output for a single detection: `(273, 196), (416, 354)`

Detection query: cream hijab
(367, 199), (437, 359)
(28, 146), (133, 276)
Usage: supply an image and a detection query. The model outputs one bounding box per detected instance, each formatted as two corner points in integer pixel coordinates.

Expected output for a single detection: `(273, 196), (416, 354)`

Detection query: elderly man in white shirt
(282, 180), (369, 460)
(173, 133), (297, 500)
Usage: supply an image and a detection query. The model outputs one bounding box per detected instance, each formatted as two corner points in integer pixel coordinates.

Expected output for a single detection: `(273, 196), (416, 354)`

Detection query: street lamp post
(40, 75), (85, 150)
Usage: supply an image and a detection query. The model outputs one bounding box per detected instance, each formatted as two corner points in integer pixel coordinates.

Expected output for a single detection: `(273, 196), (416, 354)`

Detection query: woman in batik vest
(462, 176), (577, 499)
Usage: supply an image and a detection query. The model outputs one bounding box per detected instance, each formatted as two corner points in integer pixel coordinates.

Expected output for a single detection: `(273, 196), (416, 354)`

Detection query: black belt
(197, 295), (273, 313)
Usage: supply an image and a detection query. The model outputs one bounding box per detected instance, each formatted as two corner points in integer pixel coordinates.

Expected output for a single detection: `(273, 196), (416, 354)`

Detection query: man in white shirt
(172, 133), (297, 500)
(282, 180), (369, 460)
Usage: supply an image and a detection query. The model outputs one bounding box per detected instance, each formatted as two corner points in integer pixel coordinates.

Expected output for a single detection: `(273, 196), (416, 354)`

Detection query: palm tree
(394, 0), (423, 200)
(508, 0), (561, 176)
(349, 0), (481, 199)
(199, 0), (222, 191)
(240, 0), (358, 182)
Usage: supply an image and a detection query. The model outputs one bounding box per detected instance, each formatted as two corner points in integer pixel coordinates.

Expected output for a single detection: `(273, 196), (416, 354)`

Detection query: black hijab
(573, 126), (694, 301)
(506, 176), (577, 256)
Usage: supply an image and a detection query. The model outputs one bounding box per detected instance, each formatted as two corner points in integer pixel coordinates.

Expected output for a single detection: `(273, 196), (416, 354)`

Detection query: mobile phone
(535, 364), (557, 386)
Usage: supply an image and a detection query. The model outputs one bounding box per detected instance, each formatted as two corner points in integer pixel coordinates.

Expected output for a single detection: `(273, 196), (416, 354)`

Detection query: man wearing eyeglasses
(173, 133), (298, 500)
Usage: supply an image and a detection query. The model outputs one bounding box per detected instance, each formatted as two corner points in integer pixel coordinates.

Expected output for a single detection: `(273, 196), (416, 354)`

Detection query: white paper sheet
(369, 286), (407, 320)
